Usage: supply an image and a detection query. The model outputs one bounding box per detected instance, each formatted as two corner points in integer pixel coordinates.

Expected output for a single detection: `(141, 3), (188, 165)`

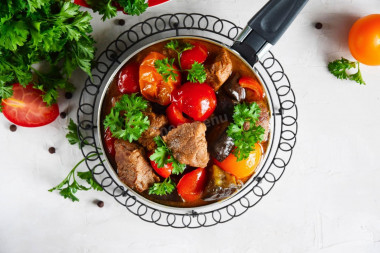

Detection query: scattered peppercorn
(315, 22), (323, 29)
(9, 124), (17, 132)
(116, 19), (125, 26)
(48, 147), (56, 154)
(60, 112), (67, 119)
(97, 201), (104, 208)
(65, 92), (73, 99)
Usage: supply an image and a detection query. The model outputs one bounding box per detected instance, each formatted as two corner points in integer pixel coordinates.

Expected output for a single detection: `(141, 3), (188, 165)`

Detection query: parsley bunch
(0, 1), (95, 107)
(328, 57), (366, 85)
(49, 119), (103, 202)
(227, 103), (265, 161)
(154, 40), (207, 84)
(149, 177), (176, 196)
(85, 0), (148, 21)
(104, 94), (150, 142)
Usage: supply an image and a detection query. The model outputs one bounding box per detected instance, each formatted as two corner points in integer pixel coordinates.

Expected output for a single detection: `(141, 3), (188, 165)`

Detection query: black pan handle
(232, 0), (309, 66)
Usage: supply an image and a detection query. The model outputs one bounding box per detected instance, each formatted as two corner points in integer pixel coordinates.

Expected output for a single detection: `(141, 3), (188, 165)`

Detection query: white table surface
(1, 0), (380, 252)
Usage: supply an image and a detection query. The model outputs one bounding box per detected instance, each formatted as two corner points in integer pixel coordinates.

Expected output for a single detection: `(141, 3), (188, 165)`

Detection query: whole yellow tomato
(348, 14), (380, 66)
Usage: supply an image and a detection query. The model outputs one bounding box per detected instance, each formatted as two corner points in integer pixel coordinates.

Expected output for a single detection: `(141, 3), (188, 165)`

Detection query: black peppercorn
(48, 147), (56, 154)
(65, 92), (73, 99)
(9, 124), (17, 132)
(117, 19), (125, 26)
(315, 22), (323, 29)
(97, 201), (104, 208)
(60, 112), (67, 119)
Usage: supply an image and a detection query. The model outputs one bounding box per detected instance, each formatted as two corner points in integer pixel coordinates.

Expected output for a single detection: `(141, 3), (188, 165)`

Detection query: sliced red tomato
(139, 52), (181, 105)
(177, 167), (207, 202)
(166, 103), (192, 127)
(1, 84), (59, 127)
(148, 0), (170, 7)
(118, 62), (140, 94)
(239, 77), (264, 102)
(104, 128), (116, 157)
(149, 155), (173, 178)
(180, 43), (208, 70)
(73, 0), (90, 7)
(171, 82), (216, 122)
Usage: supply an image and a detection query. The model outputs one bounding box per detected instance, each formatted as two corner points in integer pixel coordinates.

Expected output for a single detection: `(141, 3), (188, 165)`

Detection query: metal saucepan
(97, 0), (309, 213)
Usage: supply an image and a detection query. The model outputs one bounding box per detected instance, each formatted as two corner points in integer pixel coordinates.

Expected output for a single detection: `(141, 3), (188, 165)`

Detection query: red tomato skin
(73, 0), (90, 7)
(104, 128), (116, 157)
(148, 0), (170, 7)
(166, 103), (193, 127)
(180, 43), (208, 70)
(1, 84), (59, 127)
(177, 167), (207, 202)
(149, 157), (173, 178)
(172, 82), (216, 122)
(118, 63), (140, 94)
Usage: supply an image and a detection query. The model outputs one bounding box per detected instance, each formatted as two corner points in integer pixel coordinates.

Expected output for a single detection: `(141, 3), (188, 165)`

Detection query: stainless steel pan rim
(97, 36), (276, 214)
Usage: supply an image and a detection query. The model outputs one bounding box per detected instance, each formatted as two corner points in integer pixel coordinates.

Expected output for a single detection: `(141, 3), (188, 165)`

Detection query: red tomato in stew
(348, 14), (380, 66)
(177, 167), (207, 202)
(1, 84), (59, 127)
(180, 43), (208, 70)
(149, 156), (173, 178)
(118, 63), (140, 94)
(139, 52), (181, 105)
(166, 103), (192, 127)
(171, 82), (216, 122)
(239, 77), (264, 102)
(104, 128), (116, 157)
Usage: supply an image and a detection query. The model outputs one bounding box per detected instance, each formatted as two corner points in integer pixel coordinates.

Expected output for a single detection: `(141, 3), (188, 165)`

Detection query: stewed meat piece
(138, 111), (168, 151)
(114, 139), (159, 192)
(163, 122), (209, 168)
(257, 101), (270, 142)
(205, 49), (233, 91)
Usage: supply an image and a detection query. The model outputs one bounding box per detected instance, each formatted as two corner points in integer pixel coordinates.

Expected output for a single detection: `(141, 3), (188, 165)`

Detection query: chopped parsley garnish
(227, 103), (265, 161)
(154, 58), (179, 82)
(328, 57), (366, 85)
(104, 93), (150, 142)
(149, 177), (176, 196)
(186, 61), (207, 83)
(150, 136), (186, 175)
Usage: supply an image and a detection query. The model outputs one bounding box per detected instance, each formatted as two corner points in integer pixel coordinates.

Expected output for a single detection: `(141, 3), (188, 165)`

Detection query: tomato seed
(9, 124), (17, 132)
(48, 147), (56, 154)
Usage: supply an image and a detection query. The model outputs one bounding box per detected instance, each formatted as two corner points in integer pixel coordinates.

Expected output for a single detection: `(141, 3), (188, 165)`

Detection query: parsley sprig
(150, 136), (186, 175)
(49, 119), (103, 202)
(149, 177), (176, 196)
(227, 103), (265, 161)
(328, 57), (366, 85)
(85, 0), (148, 21)
(154, 58), (179, 82)
(154, 40), (207, 83)
(0, 1), (95, 106)
(104, 94), (150, 143)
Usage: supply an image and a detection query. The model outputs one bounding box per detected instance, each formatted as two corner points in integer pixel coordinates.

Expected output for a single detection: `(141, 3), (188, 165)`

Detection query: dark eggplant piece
(222, 73), (246, 102)
(207, 121), (234, 162)
(213, 91), (237, 121)
(203, 165), (242, 201)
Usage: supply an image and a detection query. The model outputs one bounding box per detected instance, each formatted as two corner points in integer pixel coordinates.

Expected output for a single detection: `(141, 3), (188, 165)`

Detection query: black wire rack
(76, 13), (298, 228)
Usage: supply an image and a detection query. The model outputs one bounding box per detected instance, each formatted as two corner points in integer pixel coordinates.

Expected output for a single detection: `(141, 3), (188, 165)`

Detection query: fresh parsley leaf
(85, 0), (117, 21)
(227, 103), (265, 161)
(118, 0), (148, 16)
(186, 61), (207, 83)
(165, 40), (194, 70)
(0, 74), (15, 99)
(328, 57), (366, 85)
(154, 58), (178, 82)
(104, 94), (150, 142)
(149, 177), (176, 196)
(150, 136), (186, 175)
(66, 118), (86, 147)
(77, 171), (103, 191)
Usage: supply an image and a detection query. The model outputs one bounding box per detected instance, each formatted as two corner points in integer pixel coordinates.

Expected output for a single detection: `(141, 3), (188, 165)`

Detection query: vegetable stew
(100, 38), (271, 208)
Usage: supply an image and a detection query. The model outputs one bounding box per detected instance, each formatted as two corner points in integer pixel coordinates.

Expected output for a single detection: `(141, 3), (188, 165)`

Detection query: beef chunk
(203, 165), (242, 201)
(257, 101), (270, 142)
(114, 140), (159, 192)
(138, 111), (168, 151)
(163, 122), (209, 168)
(205, 50), (233, 91)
